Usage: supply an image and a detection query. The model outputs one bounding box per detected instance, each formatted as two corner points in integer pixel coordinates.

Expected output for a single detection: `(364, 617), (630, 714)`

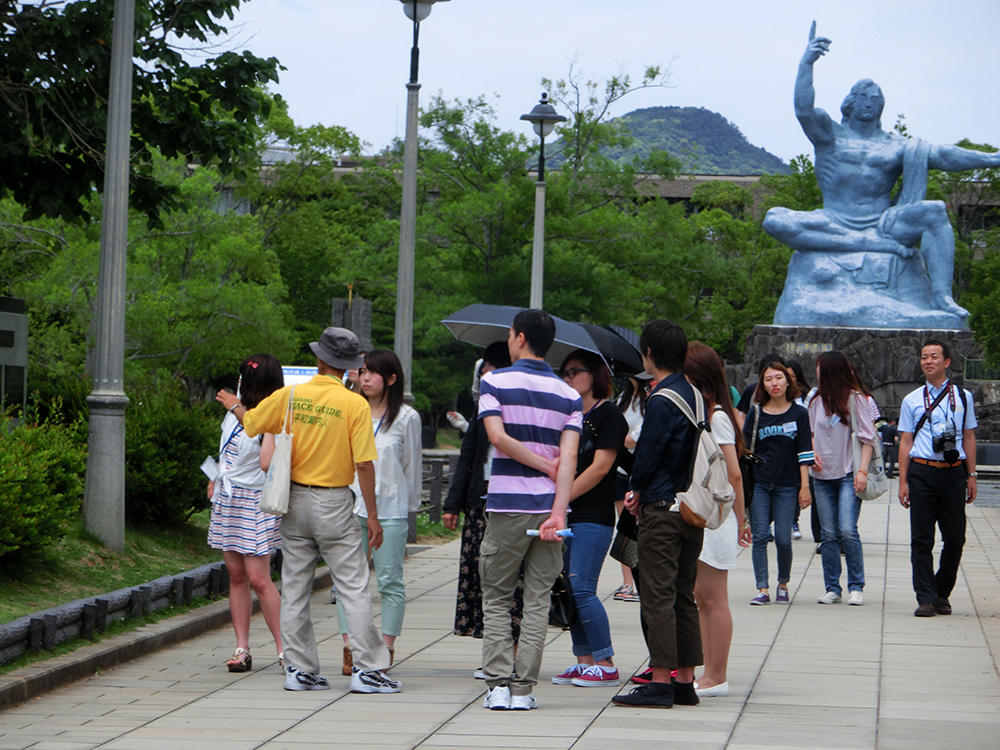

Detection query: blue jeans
(813, 475), (865, 596)
(564, 522), (614, 662)
(750, 484), (798, 589)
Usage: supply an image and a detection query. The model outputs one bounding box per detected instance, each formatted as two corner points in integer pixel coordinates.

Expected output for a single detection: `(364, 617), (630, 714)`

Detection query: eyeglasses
(561, 367), (591, 380)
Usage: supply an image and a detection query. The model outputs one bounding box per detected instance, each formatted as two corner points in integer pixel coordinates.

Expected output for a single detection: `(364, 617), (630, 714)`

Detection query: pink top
(808, 392), (879, 481)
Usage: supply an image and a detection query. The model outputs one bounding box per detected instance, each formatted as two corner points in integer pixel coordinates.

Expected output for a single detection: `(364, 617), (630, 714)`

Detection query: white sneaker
(817, 591), (842, 604)
(350, 668), (402, 694)
(473, 667), (487, 680)
(483, 685), (511, 710)
(284, 666), (330, 691)
(510, 693), (538, 710)
(848, 590), (864, 606)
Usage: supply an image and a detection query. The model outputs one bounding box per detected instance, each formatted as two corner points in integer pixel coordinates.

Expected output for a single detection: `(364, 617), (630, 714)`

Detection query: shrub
(124, 378), (218, 525)
(0, 418), (87, 559)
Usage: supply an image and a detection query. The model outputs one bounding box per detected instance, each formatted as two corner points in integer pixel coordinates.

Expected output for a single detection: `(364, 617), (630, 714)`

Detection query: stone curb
(0, 566), (334, 711)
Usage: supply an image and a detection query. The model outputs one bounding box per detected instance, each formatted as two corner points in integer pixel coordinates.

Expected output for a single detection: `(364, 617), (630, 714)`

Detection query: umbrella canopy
(440, 304), (607, 370)
(578, 323), (643, 376)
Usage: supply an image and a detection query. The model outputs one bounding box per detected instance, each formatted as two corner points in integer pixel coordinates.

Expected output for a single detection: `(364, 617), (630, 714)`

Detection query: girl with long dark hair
(337, 349), (422, 671)
(209, 353), (285, 672)
(684, 343), (751, 697)
(809, 351), (878, 605)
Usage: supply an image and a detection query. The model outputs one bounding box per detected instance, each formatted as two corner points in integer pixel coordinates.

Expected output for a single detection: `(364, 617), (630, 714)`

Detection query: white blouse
(215, 412), (266, 496)
(352, 404), (423, 519)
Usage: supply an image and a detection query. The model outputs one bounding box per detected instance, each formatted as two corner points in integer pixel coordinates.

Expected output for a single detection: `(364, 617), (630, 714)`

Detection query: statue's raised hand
(803, 21), (831, 65)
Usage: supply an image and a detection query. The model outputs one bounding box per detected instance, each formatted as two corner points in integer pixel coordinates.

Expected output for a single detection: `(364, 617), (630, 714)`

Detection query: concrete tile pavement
(1, 480), (999, 749)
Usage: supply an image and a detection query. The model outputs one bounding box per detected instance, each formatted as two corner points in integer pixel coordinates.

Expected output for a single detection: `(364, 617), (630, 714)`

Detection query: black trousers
(908, 463), (968, 605)
(636, 503), (704, 670)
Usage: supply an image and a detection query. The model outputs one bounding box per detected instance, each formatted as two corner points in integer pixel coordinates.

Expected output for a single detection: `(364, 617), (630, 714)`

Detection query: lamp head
(520, 93), (567, 138)
(398, 0), (449, 22)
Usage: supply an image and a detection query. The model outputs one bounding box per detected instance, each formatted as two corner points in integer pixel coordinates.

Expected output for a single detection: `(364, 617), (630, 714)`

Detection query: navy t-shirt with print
(742, 403), (814, 486)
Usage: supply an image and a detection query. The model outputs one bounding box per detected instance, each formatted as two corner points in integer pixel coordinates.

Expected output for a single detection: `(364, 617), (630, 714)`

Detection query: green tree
(0, 0), (281, 227)
(0, 159), (297, 401)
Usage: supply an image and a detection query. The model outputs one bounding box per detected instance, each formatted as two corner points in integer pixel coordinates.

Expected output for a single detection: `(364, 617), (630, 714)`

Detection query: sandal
(226, 647), (252, 673)
(614, 585), (640, 603)
(612, 585), (631, 601)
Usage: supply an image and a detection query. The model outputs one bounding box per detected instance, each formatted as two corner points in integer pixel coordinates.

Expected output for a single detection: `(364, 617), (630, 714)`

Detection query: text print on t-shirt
(758, 421), (798, 440)
(291, 396), (344, 428)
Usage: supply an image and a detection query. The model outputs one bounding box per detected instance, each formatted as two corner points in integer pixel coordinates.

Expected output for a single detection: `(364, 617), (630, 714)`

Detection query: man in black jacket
(612, 319), (702, 710)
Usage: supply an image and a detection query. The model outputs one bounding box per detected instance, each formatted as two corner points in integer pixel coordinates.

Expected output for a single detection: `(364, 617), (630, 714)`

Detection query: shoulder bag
(849, 393), (889, 501)
(259, 386), (296, 516)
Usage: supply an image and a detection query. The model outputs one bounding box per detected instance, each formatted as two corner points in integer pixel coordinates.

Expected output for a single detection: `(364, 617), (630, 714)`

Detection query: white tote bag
(259, 386), (295, 516)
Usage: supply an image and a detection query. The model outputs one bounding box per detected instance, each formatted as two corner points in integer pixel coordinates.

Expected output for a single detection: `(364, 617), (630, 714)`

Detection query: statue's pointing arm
(794, 21), (835, 146)
(928, 142), (1000, 172)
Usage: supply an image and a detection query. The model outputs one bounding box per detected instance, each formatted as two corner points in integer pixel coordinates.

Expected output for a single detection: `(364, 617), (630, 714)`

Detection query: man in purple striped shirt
(477, 309), (582, 711)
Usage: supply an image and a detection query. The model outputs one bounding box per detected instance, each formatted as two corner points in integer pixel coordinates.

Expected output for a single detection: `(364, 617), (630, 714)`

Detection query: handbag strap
(750, 403), (760, 453)
(280, 386), (296, 436)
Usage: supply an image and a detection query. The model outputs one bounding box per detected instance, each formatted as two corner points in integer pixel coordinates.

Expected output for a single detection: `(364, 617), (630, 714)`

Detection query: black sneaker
(350, 668), (402, 694)
(611, 681), (674, 708)
(671, 678), (700, 706)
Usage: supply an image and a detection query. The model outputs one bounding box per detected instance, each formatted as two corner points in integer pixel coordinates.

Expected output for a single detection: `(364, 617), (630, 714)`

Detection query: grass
(435, 426), (463, 450)
(415, 514), (460, 543)
(0, 510), (218, 624)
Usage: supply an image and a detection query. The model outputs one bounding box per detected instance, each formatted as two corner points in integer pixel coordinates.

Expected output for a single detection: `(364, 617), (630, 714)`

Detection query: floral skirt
(454, 506), (523, 641)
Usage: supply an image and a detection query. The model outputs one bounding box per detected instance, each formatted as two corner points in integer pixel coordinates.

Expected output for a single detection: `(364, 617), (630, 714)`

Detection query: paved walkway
(2, 482), (999, 750)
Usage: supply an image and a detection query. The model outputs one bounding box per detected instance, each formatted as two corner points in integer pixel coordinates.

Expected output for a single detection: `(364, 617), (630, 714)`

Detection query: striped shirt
(478, 358), (583, 513)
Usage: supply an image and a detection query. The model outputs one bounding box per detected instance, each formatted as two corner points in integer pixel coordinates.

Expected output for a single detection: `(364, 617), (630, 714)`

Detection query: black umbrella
(441, 304), (607, 370)
(577, 323), (643, 376)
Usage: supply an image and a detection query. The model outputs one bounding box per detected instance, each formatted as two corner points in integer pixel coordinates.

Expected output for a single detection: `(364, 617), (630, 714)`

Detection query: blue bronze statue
(763, 23), (1000, 329)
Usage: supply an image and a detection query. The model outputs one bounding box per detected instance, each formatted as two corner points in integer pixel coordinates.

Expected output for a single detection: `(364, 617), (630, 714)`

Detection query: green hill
(605, 106), (790, 175)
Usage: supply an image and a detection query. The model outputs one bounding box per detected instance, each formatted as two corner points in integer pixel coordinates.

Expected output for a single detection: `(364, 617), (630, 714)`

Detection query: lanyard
(222, 424), (243, 451)
(373, 411), (387, 438)
(583, 399), (604, 422)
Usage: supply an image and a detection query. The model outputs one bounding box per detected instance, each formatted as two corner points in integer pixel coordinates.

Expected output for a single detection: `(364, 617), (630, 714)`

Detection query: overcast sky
(218, 0), (1000, 165)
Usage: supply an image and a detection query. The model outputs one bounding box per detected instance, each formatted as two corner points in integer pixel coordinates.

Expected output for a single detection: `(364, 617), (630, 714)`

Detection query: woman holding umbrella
(551, 348), (629, 688)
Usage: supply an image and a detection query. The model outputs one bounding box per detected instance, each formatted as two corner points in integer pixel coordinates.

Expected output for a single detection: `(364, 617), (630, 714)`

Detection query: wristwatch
(968, 471), (978, 478)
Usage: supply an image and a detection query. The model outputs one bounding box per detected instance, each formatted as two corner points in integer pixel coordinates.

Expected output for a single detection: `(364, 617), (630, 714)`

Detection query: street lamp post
(395, 0), (448, 402)
(83, 0), (136, 553)
(520, 94), (566, 310)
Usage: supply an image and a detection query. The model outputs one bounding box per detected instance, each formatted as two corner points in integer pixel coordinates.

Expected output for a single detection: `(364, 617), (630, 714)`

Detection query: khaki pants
(479, 512), (563, 696)
(280, 485), (389, 675)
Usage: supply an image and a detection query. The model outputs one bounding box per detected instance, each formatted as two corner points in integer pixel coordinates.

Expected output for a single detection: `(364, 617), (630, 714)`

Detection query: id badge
(828, 414), (841, 427)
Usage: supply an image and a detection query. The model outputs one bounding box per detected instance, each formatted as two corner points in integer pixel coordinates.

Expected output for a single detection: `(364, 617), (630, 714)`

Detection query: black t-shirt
(569, 400), (628, 526)
(736, 383), (755, 415)
(742, 403), (813, 486)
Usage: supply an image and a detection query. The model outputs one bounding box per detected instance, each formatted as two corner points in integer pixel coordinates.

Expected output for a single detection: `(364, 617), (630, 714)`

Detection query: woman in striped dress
(209, 354), (284, 672)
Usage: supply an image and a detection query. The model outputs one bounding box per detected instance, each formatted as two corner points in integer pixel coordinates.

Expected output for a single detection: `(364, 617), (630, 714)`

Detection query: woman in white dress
(685, 343), (751, 698)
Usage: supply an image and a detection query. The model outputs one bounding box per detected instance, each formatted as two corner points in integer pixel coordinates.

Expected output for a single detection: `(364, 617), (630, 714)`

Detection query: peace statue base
(773, 250), (966, 330)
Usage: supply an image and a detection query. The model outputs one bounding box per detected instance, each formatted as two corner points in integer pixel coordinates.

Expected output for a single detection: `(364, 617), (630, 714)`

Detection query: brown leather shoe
(935, 599), (952, 615)
(914, 602), (937, 617)
(342, 646), (353, 676)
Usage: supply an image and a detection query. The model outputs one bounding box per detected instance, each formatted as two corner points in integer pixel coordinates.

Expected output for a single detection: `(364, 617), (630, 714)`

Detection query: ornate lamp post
(395, 0), (449, 402)
(520, 94), (566, 309)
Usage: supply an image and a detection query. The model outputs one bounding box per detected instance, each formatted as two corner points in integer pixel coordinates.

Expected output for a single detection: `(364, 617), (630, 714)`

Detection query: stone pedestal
(743, 325), (983, 421)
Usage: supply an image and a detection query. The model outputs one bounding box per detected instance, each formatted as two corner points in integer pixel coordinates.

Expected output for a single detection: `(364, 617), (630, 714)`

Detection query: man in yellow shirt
(218, 328), (401, 693)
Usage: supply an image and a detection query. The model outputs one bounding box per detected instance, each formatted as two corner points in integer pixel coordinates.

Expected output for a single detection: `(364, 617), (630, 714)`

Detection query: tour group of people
(207, 316), (979, 709)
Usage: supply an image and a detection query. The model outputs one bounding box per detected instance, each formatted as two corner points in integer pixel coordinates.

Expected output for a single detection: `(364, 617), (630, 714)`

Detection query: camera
(933, 425), (959, 463)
